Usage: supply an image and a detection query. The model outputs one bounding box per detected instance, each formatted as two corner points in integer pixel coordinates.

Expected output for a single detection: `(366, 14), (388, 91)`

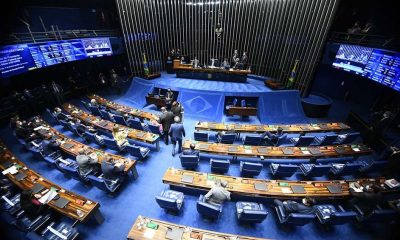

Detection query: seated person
(204, 180), (231, 205)
(216, 129), (236, 140)
(348, 183), (383, 215)
(70, 118), (87, 135)
(15, 121), (39, 142)
(112, 126), (129, 148)
(53, 107), (71, 121)
(90, 99), (99, 108)
(41, 136), (61, 156)
(274, 197), (316, 214)
(20, 189), (45, 218)
(260, 127), (283, 145)
(182, 143), (199, 156)
(101, 157), (126, 185)
(76, 148), (99, 177)
(221, 58), (230, 69)
(149, 116), (163, 133)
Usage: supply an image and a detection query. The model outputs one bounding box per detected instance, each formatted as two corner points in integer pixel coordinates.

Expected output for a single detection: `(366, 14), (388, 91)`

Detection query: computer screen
(332, 44), (400, 92)
(0, 37), (113, 79)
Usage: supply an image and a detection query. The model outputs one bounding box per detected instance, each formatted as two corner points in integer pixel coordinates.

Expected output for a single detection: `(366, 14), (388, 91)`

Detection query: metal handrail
(330, 31), (399, 50)
(2, 29), (121, 45)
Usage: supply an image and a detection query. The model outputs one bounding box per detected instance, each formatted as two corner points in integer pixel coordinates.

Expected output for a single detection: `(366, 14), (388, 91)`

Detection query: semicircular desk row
(127, 215), (267, 240)
(35, 119), (138, 176)
(88, 94), (159, 122)
(162, 168), (396, 199)
(195, 121), (351, 134)
(87, 94), (350, 134)
(182, 140), (372, 159)
(0, 142), (103, 224)
(62, 103), (160, 151)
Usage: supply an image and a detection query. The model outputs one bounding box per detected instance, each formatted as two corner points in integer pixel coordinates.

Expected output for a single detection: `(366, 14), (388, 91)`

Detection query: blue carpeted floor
(1, 75), (395, 240)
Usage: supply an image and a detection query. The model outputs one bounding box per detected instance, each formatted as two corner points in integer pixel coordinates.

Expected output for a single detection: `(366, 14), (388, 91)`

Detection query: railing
(330, 31), (399, 50)
(4, 29), (121, 45)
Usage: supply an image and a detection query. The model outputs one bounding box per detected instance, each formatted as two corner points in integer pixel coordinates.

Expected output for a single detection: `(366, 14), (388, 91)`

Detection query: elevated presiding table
(227, 106), (258, 117)
(127, 215), (268, 240)
(63, 104), (160, 151)
(88, 94), (159, 121)
(173, 60), (251, 83)
(162, 168), (392, 199)
(35, 121), (137, 176)
(183, 140), (372, 159)
(145, 95), (167, 108)
(0, 142), (103, 224)
(195, 121), (351, 134)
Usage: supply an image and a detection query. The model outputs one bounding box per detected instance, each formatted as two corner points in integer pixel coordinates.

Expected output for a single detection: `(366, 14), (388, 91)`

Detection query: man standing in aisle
(169, 116), (185, 157)
(159, 107), (175, 145)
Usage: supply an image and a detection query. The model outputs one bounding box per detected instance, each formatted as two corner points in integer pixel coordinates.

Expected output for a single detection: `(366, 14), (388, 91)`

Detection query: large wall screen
(0, 37), (112, 78)
(332, 44), (400, 92)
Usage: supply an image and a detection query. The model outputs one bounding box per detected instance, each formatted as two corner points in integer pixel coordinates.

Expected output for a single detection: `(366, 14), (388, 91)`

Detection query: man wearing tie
(169, 116), (186, 157)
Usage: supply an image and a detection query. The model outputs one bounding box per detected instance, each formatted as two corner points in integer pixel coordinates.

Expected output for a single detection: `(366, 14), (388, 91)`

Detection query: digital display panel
(0, 37), (112, 78)
(332, 44), (400, 92)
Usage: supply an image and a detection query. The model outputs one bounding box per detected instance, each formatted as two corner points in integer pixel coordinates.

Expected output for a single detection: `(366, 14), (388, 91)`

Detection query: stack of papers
(2, 166), (18, 175)
(39, 189), (58, 204)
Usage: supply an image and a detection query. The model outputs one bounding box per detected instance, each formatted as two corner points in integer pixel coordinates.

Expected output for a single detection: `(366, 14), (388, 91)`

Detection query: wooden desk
(145, 95), (167, 108)
(63, 104), (160, 151)
(88, 94), (159, 121)
(173, 60), (251, 83)
(183, 140), (372, 159)
(127, 215), (268, 240)
(0, 142), (102, 224)
(35, 120), (137, 176)
(163, 168), (390, 199)
(195, 121), (351, 134)
(227, 106), (258, 117)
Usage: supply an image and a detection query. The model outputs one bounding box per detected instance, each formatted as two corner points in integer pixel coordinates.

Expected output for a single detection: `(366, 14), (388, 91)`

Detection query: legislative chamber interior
(0, 0), (400, 239)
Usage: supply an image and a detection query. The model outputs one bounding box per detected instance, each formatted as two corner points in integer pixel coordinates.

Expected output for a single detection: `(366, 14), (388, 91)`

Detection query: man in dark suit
(159, 107), (175, 145)
(274, 197), (316, 214)
(165, 88), (174, 109)
(53, 107), (71, 121)
(15, 121), (39, 142)
(101, 157), (125, 187)
(182, 143), (199, 156)
(169, 116), (186, 156)
(260, 127), (284, 146)
(171, 101), (184, 122)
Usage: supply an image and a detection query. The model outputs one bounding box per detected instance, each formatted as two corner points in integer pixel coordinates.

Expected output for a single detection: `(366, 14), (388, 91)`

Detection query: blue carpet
(0, 77), (394, 240)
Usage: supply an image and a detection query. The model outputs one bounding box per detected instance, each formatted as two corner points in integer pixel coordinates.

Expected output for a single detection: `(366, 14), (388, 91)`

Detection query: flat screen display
(0, 37), (112, 78)
(332, 44), (400, 92)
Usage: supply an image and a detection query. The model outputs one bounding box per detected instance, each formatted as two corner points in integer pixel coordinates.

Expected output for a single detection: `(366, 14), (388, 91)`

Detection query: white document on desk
(143, 228), (155, 239)
(39, 190), (58, 204)
(2, 166), (18, 175)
